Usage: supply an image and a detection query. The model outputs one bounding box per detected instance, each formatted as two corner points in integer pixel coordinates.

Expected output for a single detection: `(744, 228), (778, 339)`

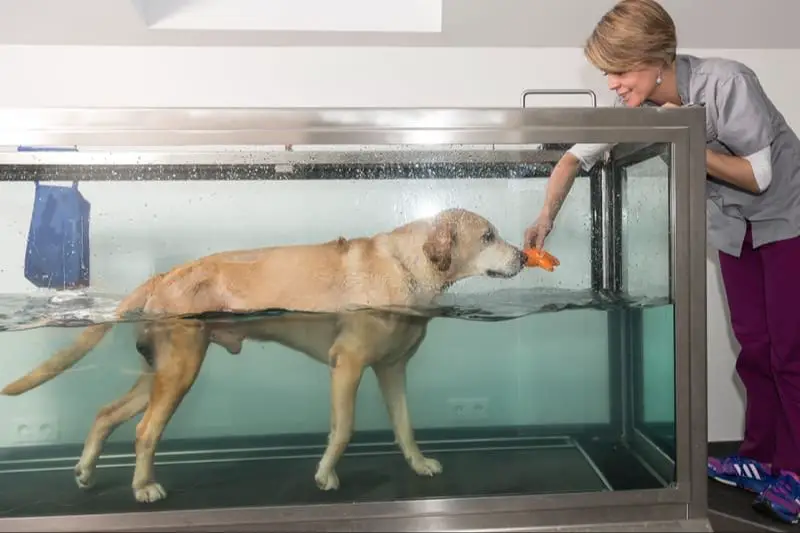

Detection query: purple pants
(719, 224), (800, 474)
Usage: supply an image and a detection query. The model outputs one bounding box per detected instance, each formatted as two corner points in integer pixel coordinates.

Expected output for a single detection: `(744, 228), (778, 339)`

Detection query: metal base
(543, 518), (713, 532)
(135, 518), (715, 532)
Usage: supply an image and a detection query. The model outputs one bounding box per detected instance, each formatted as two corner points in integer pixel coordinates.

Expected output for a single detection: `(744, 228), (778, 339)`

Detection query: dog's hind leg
(314, 335), (366, 491)
(74, 369), (153, 489)
(131, 321), (208, 503)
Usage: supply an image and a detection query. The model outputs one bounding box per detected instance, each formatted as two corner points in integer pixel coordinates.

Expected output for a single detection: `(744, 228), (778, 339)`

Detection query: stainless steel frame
(0, 106), (709, 532)
(0, 146), (565, 167)
(521, 88), (598, 108)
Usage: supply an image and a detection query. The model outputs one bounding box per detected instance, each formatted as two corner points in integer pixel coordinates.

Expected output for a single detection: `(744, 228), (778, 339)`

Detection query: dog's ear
(423, 220), (455, 271)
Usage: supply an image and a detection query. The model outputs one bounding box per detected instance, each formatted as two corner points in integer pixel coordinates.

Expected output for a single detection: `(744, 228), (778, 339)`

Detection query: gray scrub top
(661, 54), (800, 257)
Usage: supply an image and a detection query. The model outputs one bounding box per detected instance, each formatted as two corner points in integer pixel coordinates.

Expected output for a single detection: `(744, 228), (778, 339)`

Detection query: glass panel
(618, 144), (676, 484)
(0, 141), (672, 519)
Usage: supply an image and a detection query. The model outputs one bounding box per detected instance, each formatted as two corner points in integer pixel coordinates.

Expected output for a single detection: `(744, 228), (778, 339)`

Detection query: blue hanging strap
(20, 145), (91, 291)
(17, 145), (78, 152)
(19, 146), (79, 190)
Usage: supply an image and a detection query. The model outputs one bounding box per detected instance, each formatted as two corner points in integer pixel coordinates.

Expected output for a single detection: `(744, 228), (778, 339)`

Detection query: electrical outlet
(447, 397), (489, 421)
(12, 417), (59, 444)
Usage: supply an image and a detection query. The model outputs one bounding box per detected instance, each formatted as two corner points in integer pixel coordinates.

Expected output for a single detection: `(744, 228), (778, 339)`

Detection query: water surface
(0, 288), (670, 332)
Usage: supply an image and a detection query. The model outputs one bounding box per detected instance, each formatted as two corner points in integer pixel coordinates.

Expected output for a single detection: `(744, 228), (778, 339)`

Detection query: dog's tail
(1, 276), (160, 396)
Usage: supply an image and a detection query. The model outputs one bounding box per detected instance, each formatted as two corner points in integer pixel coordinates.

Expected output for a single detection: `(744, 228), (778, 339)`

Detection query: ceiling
(0, 0), (797, 48)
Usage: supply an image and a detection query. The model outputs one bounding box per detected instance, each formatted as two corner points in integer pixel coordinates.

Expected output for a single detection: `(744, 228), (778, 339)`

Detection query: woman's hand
(524, 213), (554, 250)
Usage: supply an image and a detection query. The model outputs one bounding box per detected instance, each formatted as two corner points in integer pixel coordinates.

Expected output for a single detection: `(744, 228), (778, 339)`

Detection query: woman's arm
(525, 143), (614, 248)
(539, 152), (581, 221)
(706, 148), (767, 193)
(710, 73), (776, 193)
(540, 143), (615, 220)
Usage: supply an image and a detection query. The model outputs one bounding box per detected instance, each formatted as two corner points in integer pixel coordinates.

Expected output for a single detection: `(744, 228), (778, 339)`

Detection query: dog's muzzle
(486, 249), (527, 278)
(516, 249), (528, 268)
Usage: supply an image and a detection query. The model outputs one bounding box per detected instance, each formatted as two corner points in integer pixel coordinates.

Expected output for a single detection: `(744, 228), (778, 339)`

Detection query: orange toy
(523, 248), (560, 272)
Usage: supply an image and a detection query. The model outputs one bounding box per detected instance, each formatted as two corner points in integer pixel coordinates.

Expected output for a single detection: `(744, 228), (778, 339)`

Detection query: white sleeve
(566, 143), (616, 171)
(743, 145), (772, 192)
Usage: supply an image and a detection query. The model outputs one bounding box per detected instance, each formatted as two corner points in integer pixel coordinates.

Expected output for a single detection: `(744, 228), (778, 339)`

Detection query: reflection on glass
(0, 142), (674, 518)
(619, 145), (676, 484)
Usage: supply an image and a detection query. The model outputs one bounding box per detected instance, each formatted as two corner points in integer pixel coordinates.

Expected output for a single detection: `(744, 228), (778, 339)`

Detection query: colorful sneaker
(753, 471), (800, 524)
(707, 455), (775, 494)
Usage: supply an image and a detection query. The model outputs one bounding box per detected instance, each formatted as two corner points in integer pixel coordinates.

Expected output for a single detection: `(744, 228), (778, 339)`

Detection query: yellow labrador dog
(2, 208), (527, 503)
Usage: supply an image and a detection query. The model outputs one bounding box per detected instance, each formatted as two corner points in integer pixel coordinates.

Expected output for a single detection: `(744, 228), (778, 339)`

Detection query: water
(0, 289), (675, 519)
(0, 287), (669, 331)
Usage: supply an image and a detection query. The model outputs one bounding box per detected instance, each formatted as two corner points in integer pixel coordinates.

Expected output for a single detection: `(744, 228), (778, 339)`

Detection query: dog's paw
(133, 482), (167, 503)
(74, 462), (95, 489)
(314, 468), (340, 491)
(410, 456), (443, 477)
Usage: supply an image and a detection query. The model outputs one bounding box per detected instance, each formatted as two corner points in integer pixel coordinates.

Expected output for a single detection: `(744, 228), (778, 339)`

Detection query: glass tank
(0, 107), (708, 532)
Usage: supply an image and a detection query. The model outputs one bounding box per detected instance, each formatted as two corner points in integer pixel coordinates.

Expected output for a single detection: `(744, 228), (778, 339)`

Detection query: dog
(1, 208), (527, 503)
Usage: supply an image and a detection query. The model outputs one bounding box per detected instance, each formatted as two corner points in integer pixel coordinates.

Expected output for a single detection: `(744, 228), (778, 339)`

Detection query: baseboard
(707, 440), (742, 457)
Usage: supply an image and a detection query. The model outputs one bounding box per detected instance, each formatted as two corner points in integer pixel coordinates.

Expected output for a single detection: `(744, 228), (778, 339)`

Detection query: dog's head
(422, 208), (527, 281)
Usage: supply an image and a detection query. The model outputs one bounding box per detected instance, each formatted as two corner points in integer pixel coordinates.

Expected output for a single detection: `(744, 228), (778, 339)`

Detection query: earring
(656, 71), (663, 85)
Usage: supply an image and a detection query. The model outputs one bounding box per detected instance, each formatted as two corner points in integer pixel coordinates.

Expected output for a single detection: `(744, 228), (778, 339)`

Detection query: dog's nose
(517, 249), (528, 267)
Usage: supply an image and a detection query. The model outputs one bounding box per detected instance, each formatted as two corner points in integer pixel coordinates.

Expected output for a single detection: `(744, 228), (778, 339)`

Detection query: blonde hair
(584, 0), (677, 74)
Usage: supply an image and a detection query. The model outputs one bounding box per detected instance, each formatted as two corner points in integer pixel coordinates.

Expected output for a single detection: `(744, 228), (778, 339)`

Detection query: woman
(525, 0), (800, 524)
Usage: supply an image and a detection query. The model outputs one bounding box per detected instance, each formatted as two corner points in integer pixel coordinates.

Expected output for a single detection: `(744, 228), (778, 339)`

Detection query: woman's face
(604, 65), (661, 107)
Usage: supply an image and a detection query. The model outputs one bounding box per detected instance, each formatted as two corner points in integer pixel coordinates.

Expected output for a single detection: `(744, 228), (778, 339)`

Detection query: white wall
(0, 45), (793, 443)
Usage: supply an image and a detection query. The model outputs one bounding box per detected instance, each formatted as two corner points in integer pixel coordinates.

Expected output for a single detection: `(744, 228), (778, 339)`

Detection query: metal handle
(521, 89), (597, 108)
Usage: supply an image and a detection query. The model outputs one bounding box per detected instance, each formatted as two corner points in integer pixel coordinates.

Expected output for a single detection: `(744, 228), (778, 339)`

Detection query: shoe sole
(752, 498), (800, 525)
(709, 474), (765, 494)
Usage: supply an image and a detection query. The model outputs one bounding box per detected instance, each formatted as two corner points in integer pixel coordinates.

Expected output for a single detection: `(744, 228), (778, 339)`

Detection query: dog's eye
(482, 230), (495, 244)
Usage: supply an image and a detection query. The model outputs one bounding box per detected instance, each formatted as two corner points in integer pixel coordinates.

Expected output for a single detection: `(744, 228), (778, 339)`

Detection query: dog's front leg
(374, 361), (442, 478)
(314, 341), (364, 491)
